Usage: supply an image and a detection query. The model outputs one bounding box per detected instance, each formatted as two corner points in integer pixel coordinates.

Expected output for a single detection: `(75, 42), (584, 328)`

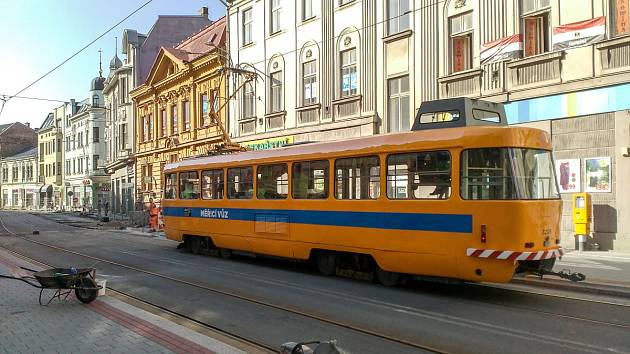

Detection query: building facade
(226, 0), (379, 148)
(104, 46), (135, 215)
(0, 147), (39, 209)
(37, 105), (67, 209)
(131, 17), (228, 204)
(63, 75), (108, 210)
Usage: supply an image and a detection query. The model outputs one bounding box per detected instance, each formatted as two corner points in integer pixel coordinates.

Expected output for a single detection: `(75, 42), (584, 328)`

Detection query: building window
(243, 81), (256, 118)
(292, 160), (329, 199)
(256, 164), (288, 199)
(120, 123), (128, 149)
(340, 48), (357, 97)
(120, 77), (127, 104)
(171, 105), (178, 135)
(302, 60), (317, 105)
(243, 8), (253, 45)
(387, 0), (410, 35)
(93, 155), (99, 172)
(179, 171), (200, 199)
(270, 0), (281, 34)
(227, 167), (253, 199)
(335, 156), (380, 200)
(612, 0), (630, 36)
(183, 101), (190, 131)
(93, 127), (99, 143)
(387, 151), (452, 199)
(161, 109), (167, 137)
(202, 170), (224, 200)
(200, 93), (209, 127)
(92, 95), (99, 107)
(303, 0), (314, 21)
(521, 0), (551, 57)
(449, 12), (473, 73)
(270, 71), (283, 113)
(388, 76), (410, 132)
(57, 162), (61, 176)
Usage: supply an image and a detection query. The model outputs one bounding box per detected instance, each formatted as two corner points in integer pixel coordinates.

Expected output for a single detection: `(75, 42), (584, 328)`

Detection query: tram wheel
(190, 238), (203, 255)
(219, 248), (232, 259)
(316, 253), (337, 276)
(375, 265), (400, 287)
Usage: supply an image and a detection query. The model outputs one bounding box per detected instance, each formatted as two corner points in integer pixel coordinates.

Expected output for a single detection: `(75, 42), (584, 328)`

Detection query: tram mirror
(419, 110), (460, 124)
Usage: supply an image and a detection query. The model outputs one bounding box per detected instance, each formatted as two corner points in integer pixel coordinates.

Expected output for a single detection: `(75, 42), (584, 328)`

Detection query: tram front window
(461, 148), (559, 200)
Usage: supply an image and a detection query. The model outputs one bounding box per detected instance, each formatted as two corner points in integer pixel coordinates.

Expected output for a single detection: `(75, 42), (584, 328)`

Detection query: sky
(0, 0), (224, 129)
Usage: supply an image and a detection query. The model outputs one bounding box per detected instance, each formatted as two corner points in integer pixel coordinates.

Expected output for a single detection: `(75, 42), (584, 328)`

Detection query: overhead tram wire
(0, 94), (69, 104)
(0, 0), (154, 117)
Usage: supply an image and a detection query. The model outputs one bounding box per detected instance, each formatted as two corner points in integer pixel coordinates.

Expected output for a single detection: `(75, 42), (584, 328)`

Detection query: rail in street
(1, 210), (630, 354)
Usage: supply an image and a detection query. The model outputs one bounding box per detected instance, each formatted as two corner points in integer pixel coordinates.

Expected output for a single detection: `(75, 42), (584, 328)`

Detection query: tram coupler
(539, 268), (586, 282)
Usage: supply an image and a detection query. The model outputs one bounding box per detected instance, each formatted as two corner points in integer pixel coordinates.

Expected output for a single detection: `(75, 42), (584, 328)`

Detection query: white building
(63, 72), (108, 210)
(227, 0), (379, 147)
(104, 44), (135, 215)
(0, 147), (39, 210)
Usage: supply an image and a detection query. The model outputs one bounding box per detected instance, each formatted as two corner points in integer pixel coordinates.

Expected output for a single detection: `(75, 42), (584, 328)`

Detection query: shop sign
(555, 159), (581, 193)
(241, 136), (294, 151)
(585, 157), (611, 193)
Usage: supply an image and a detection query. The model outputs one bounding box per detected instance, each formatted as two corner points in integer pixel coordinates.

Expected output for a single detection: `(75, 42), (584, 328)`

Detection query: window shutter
(524, 17), (539, 57)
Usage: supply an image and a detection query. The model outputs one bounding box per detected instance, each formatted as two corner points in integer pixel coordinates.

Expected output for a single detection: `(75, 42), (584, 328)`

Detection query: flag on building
(552, 16), (606, 50)
(480, 34), (522, 65)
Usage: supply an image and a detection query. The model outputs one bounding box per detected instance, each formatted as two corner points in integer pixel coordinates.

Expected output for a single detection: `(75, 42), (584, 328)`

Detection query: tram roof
(166, 126), (550, 171)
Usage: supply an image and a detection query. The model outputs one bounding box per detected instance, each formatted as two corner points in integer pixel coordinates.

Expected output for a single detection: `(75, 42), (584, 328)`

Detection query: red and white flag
(552, 16), (606, 50)
(480, 34), (522, 65)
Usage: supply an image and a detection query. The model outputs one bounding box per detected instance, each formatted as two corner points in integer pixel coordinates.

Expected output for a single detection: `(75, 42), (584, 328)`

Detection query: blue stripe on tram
(162, 207), (473, 234)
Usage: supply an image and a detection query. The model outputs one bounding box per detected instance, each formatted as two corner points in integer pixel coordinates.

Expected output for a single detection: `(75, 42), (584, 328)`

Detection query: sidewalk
(516, 249), (630, 297)
(0, 248), (252, 354)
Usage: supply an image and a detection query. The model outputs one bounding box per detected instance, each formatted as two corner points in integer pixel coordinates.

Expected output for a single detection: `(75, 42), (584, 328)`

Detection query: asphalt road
(1, 211), (629, 354)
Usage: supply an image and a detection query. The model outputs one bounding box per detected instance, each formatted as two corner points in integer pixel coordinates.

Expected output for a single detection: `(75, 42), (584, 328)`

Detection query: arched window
(337, 28), (360, 98)
(300, 42), (319, 106)
(267, 56), (285, 113)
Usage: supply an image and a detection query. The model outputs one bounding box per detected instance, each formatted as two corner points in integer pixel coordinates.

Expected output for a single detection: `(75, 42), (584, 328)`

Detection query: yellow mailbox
(572, 192), (592, 235)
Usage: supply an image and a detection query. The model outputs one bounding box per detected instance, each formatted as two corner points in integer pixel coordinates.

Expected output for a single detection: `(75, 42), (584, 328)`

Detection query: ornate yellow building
(130, 17), (227, 203)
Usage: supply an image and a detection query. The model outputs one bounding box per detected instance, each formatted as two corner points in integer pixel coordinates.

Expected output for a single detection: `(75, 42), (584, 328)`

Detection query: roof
(166, 126), (552, 171)
(135, 15), (212, 85)
(169, 16), (226, 62)
(0, 123), (12, 135)
(5, 146), (37, 160)
(39, 113), (55, 130)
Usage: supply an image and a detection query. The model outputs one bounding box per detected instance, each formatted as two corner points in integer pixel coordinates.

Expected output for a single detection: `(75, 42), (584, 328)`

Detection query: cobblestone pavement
(0, 249), (247, 354)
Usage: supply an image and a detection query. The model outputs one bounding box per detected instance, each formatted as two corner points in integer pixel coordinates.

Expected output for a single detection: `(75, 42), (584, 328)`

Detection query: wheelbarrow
(0, 266), (101, 305)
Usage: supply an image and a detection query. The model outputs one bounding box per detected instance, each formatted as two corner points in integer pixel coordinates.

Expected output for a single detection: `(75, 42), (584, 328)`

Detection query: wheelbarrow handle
(20, 266), (38, 273)
(0, 274), (44, 288)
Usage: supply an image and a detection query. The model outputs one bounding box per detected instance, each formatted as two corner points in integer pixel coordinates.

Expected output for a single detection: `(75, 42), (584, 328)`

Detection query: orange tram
(161, 98), (564, 285)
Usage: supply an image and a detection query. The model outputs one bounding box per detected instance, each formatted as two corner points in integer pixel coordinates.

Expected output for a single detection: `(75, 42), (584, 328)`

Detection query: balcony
(438, 68), (482, 98)
(506, 51), (564, 90)
(596, 34), (630, 74)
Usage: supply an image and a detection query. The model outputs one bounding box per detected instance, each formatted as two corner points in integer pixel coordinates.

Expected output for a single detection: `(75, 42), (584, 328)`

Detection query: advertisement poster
(555, 159), (581, 193)
(585, 157), (611, 193)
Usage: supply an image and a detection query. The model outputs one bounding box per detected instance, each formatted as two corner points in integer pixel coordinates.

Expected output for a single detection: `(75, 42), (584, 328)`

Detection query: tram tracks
(2, 211), (630, 354)
(0, 211), (453, 354)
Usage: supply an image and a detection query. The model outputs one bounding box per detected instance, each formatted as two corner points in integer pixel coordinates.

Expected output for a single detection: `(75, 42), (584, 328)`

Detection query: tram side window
(227, 167), (254, 199)
(202, 169), (224, 200)
(164, 173), (177, 199)
(387, 151), (451, 199)
(179, 171), (200, 199)
(335, 156), (380, 200)
(257, 164), (288, 199)
(292, 160), (329, 199)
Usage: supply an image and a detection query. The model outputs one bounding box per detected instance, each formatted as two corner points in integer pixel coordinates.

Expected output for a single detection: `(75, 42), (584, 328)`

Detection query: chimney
(199, 6), (209, 18)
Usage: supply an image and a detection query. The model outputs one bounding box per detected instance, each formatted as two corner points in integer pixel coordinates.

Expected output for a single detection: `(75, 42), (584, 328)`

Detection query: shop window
(179, 171), (200, 199)
(449, 12), (473, 73)
(335, 156), (380, 200)
(227, 167), (253, 199)
(292, 160), (329, 199)
(202, 170), (224, 199)
(257, 164), (288, 199)
(387, 151), (452, 199)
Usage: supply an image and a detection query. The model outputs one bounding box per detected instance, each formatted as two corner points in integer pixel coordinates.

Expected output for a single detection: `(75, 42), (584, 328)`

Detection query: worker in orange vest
(148, 198), (159, 232)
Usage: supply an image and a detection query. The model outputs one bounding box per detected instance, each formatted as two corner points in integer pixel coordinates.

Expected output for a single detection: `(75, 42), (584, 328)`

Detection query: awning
(39, 184), (53, 194)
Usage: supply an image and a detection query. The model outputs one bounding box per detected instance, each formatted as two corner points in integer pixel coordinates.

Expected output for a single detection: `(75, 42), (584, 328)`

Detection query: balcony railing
(438, 68), (482, 98)
(506, 51), (563, 90)
(596, 34), (630, 73)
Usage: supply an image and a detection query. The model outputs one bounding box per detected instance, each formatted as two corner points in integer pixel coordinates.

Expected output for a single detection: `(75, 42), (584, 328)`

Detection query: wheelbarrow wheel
(75, 277), (98, 304)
